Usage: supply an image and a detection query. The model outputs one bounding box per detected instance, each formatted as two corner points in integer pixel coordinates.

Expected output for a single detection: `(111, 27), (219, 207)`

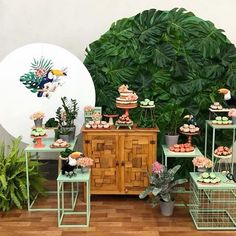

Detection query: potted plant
(57, 128), (71, 143)
(30, 111), (45, 127)
(158, 103), (184, 147)
(139, 161), (187, 216)
(56, 96), (79, 141)
(77, 156), (94, 173)
(0, 137), (45, 211)
(192, 156), (213, 172)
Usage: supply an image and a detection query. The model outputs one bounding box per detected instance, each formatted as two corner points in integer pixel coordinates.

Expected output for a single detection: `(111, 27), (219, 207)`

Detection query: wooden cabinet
(82, 127), (159, 194)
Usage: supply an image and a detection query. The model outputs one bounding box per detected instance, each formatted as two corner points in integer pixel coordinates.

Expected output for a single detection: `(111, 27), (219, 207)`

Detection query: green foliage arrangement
(20, 57), (53, 93)
(139, 162), (187, 206)
(56, 97), (79, 127)
(84, 8), (236, 135)
(0, 137), (45, 211)
(45, 117), (59, 128)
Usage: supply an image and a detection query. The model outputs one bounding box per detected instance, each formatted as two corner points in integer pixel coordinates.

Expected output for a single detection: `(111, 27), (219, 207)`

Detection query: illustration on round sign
(19, 57), (67, 98)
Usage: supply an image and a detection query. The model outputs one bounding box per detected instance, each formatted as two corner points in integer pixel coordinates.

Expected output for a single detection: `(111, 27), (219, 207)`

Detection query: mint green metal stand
(162, 145), (203, 206)
(57, 169), (91, 227)
(189, 172), (236, 230)
(204, 120), (236, 174)
(162, 144), (202, 170)
(25, 138), (77, 211)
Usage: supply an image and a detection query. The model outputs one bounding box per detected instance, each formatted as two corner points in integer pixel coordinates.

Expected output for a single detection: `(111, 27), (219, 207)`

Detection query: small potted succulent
(139, 161), (187, 216)
(30, 111), (45, 127)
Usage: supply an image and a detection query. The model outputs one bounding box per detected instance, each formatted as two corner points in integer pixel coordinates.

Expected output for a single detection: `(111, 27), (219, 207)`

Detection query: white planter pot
(160, 199), (175, 216)
(165, 134), (179, 147)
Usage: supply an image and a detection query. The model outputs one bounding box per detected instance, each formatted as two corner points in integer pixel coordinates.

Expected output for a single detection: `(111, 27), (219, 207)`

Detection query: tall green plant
(0, 137), (45, 211)
(84, 8), (236, 139)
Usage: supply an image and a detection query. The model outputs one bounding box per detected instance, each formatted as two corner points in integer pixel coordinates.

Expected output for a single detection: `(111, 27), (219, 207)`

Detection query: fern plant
(0, 137), (45, 211)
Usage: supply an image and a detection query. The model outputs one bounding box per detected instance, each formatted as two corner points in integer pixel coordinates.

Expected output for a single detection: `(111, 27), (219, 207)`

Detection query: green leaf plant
(0, 137), (45, 211)
(139, 162), (187, 206)
(84, 8), (236, 147)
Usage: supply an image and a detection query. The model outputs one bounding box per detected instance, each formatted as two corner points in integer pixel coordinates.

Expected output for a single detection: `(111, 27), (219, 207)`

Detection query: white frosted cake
(116, 84), (138, 109)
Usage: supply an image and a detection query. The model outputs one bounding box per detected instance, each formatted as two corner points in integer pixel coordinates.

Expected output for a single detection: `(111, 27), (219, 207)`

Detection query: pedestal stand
(180, 131), (200, 146)
(103, 114), (119, 126)
(115, 106), (135, 129)
(138, 105), (156, 127)
(31, 136), (46, 148)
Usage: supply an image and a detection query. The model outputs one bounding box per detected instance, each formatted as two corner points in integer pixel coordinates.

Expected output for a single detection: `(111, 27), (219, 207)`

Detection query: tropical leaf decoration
(84, 8), (236, 144)
(19, 57), (53, 94)
(0, 137), (45, 211)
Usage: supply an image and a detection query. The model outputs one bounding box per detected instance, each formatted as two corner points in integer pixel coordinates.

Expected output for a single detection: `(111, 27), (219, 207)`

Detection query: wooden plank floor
(0, 192), (236, 236)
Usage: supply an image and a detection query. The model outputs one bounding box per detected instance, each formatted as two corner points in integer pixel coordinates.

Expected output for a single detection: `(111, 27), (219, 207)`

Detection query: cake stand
(179, 131), (200, 146)
(31, 135), (47, 148)
(103, 114), (119, 126)
(115, 103), (137, 129)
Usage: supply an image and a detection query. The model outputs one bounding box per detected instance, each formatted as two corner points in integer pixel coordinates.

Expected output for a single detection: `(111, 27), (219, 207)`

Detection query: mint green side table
(25, 137), (77, 211)
(57, 169), (91, 227)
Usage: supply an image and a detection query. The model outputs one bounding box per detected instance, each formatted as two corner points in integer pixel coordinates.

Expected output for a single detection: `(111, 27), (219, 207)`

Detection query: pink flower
(118, 84), (129, 93)
(192, 156), (213, 168)
(228, 109), (236, 117)
(127, 93), (138, 101)
(77, 157), (93, 167)
(30, 111), (45, 120)
(84, 105), (94, 112)
(152, 161), (164, 174)
(35, 68), (46, 77)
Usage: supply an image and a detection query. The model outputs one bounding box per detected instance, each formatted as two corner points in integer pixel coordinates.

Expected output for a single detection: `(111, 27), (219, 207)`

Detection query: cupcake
(183, 128), (190, 132)
(85, 124), (91, 128)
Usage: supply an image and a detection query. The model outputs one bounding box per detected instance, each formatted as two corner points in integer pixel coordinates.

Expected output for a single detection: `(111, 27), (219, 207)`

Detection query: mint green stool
(57, 169), (91, 227)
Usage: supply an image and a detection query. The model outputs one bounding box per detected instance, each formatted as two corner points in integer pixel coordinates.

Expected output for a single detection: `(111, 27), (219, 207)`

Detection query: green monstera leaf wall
(84, 8), (236, 140)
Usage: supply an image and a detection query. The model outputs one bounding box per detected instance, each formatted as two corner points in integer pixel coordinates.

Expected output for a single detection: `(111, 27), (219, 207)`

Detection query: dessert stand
(115, 104), (136, 129)
(31, 135), (47, 148)
(103, 114), (119, 126)
(138, 104), (156, 127)
(179, 131), (200, 146)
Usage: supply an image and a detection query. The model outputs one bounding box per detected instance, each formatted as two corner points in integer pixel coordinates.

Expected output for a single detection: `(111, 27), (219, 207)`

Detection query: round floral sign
(0, 43), (95, 144)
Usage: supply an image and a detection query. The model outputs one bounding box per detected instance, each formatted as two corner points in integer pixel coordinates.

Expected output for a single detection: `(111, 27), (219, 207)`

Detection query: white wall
(1, 0), (236, 143)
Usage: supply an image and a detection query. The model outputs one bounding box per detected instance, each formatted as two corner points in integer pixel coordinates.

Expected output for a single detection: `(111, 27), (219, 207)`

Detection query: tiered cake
(116, 84), (138, 109)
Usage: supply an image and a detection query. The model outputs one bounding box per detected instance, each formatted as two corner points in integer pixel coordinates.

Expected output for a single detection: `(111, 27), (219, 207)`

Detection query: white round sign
(0, 43), (95, 144)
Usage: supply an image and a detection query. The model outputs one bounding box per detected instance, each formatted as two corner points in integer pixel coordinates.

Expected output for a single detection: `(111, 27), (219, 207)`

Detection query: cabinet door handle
(125, 188), (128, 193)
(116, 160), (119, 166)
(121, 160), (125, 166)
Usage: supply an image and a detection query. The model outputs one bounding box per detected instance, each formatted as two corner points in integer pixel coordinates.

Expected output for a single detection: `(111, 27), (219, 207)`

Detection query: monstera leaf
(84, 8), (236, 146)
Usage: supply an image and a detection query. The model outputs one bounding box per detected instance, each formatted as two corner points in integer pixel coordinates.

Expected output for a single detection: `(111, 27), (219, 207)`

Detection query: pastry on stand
(31, 127), (47, 148)
(116, 114), (133, 129)
(179, 124), (200, 146)
(115, 84), (138, 129)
